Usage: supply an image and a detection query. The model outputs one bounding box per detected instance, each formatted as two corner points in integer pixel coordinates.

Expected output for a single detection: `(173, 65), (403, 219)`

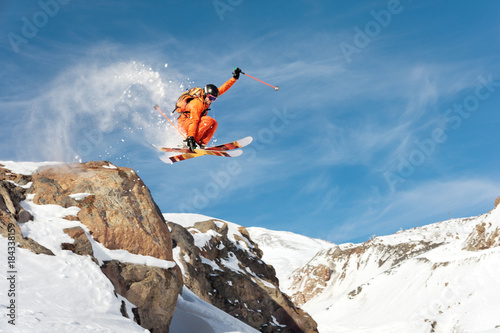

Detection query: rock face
(168, 219), (318, 333)
(1, 161), (182, 332)
(30, 161), (174, 261)
(61, 226), (95, 258)
(101, 260), (182, 332)
(463, 204), (500, 251)
(0, 165), (52, 255)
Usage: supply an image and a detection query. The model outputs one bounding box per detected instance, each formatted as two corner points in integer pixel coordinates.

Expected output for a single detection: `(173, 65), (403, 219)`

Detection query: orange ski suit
(178, 77), (237, 145)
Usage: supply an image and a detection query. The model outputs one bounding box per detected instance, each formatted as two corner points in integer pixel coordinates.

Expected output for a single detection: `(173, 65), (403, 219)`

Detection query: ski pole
(242, 71), (279, 91)
(153, 105), (186, 139)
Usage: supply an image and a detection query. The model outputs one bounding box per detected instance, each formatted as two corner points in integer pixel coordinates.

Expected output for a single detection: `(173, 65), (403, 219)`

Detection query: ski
(205, 136), (253, 151)
(162, 149), (243, 164)
(156, 137), (252, 164)
(159, 136), (253, 154)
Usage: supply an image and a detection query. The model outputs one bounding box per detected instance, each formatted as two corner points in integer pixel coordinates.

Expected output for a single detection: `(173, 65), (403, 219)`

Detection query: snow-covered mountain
(247, 227), (334, 293)
(249, 207), (500, 333)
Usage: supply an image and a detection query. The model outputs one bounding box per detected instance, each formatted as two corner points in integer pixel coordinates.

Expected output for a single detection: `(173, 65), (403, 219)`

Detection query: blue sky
(1, 0), (500, 243)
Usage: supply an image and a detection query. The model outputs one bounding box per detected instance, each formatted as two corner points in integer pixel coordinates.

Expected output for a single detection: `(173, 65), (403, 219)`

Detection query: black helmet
(204, 84), (219, 99)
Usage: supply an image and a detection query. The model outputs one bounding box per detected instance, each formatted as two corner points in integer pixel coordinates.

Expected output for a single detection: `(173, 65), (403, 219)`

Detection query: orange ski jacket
(179, 77), (237, 138)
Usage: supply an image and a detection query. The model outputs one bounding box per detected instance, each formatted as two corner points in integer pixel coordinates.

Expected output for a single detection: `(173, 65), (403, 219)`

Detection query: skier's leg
(196, 116), (218, 145)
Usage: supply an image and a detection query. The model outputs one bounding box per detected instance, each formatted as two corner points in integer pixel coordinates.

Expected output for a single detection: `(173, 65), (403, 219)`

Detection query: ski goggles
(207, 94), (218, 101)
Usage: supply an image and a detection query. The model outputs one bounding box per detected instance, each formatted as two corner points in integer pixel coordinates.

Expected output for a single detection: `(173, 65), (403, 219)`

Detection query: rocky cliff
(1, 161), (182, 332)
(167, 218), (318, 333)
(1, 161), (318, 333)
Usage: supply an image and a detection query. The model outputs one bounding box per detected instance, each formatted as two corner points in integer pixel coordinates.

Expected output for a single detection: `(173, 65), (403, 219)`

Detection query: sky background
(1, 0), (500, 244)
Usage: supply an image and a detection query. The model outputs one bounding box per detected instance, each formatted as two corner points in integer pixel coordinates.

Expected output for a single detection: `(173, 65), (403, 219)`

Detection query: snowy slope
(0, 182), (148, 332)
(0, 236), (147, 332)
(0, 233), (258, 333)
(0, 161), (259, 333)
(247, 209), (500, 333)
(308, 248), (500, 333)
(303, 213), (500, 332)
(247, 227), (334, 292)
(171, 287), (259, 333)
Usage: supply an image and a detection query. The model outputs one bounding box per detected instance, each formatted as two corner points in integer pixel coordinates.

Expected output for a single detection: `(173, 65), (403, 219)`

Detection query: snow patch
(0, 237), (146, 332)
(6, 180), (33, 189)
(68, 193), (92, 200)
(102, 163), (118, 169)
(0, 160), (64, 175)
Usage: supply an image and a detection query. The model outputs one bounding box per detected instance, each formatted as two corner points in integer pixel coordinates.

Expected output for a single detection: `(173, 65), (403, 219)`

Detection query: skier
(177, 67), (242, 151)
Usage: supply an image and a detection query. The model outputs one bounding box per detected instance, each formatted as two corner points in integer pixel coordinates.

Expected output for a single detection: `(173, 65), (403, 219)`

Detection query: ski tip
(238, 136), (253, 147)
(228, 149), (243, 157)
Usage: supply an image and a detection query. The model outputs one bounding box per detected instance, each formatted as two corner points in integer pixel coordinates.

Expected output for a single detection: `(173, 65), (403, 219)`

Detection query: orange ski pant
(178, 116), (218, 146)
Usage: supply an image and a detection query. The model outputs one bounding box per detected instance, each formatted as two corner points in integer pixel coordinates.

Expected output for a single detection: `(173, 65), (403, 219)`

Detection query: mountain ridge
(249, 202), (500, 333)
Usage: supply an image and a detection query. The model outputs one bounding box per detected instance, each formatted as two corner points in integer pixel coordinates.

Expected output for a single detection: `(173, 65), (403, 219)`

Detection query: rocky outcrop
(1, 161), (182, 332)
(101, 260), (182, 332)
(168, 219), (318, 333)
(463, 222), (500, 251)
(61, 226), (95, 259)
(0, 165), (52, 255)
(463, 206), (500, 251)
(30, 161), (174, 261)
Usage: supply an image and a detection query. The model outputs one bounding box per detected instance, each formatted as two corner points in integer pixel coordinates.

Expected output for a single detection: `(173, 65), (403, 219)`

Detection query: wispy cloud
(326, 178), (500, 243)
(298, 172), (341, 214)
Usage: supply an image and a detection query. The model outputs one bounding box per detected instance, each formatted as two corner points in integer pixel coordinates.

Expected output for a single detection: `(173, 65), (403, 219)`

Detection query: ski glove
(233, 67), (242, 80)
(185, 136), (197, 152)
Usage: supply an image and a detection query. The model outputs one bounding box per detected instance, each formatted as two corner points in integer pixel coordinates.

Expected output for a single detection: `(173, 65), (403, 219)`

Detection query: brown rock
(101, 260), (183, 332)
(62, 226), (95, 259)
(30, 161), (174, 261)
(463, 222), (500, 251)
(0, 163), (32, 185)
(25, 161), (183, 331)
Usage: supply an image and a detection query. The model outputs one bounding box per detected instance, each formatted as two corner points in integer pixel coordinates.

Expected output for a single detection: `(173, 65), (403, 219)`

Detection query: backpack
(172, 87), (204, 114)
